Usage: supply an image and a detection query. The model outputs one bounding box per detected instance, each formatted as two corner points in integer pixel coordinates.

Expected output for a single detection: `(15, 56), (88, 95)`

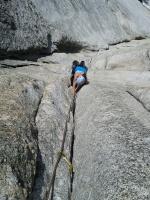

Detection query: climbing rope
(45, 94), (76, 200)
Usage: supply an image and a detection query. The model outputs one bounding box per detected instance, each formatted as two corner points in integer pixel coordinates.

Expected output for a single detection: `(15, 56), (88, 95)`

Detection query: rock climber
(142, 0), (150, 9)
(71, 61), (88, 95)
(70, 60), (79, 87)
(138, 0), (150, 9)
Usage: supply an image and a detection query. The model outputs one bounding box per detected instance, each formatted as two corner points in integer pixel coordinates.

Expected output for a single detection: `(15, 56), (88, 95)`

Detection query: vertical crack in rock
(31, 94), (46, 200)
(31, 80), (77, 200)
(31, 145), (46, 200)
(68, 126), (75, 200)
(0, 75), (45, 199)
(147, 49), (150, 61)
(69, 97), (76, 197)
(71, 85), (150, 199)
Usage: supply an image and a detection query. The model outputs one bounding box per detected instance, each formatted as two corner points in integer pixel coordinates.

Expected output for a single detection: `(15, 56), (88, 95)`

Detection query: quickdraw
(58, 151), (73, 174)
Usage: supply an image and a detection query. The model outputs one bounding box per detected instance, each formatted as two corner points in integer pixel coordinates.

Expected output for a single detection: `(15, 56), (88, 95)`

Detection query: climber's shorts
(74, 71), (84, 81)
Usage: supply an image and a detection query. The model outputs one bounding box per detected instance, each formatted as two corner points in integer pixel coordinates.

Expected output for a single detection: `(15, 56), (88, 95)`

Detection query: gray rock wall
(72, 84), (150, 200)
(0, 75), (44, 199)
(0, 0), (50, 55)
(71, 39), (150, 199)
(32, 0), (150, 49)
(0, 38), (150, 199)
(0, 0), (81, 57)
(32, 78), (74, 200)
(0, 61), (75, 199)
(1, 0), (150, 56)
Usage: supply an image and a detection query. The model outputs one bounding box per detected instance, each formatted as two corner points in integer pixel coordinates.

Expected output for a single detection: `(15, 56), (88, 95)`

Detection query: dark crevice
(70, 127), (75, 195)
(56, 44), (82, 53)
(0, 49), (51, 62)
(134, 36), (146, 40)
(69, 96), (76, 199)
(108, 37), (147, 47)
(147, 50), (150, 60)
(108, 39), (130, 46)
(31, 93), (76, 200)
(31, 146), (46, 200)
(55, 36), (83, 53)
(31, 91), (45, 200)
(0, 62), (41, 68)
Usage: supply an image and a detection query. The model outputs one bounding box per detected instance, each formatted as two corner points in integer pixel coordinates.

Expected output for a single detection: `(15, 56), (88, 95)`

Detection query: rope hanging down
(45, 94), (75, 200)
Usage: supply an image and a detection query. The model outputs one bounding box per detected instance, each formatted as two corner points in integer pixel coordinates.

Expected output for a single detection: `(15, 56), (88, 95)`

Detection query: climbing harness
(45, 94), (76, 200)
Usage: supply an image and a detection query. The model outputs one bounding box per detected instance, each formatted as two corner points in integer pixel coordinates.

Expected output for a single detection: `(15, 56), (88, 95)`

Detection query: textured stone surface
(32, 0), (150, 49)
(72, 83), (150, 200)
(1, 0), (150, 57)
(127, 87), (150, 112)
(90, 38), (150, 71)
(70, 39), (150, 200)
(32, 78), (74, 200)
(0, 39), (150, 200)
(0, 61), (75, 200)
(0, 75), (44, 200)
(0, 0), (50, 55)
(0, 0), (82, 58)
(107, 48), (150, 71)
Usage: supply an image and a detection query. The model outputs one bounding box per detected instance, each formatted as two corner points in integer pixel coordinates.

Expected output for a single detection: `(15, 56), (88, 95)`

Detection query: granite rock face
(90, 38), (150, 72)
(0, 37), (150, 200)
(0, 61), (75, 200)
(1, 0), (150, 57)
(71, 39), (150, 200)
(32, 0), (150, 49)
(0, 0), (82, 58)
(32, 78), (74, 200)
(127, 87), (150, 112)
(1, 1), (150, 200)
(72, 83), (150, 200)
(0, 0), (50, 56)
(0, 75), (44, 199)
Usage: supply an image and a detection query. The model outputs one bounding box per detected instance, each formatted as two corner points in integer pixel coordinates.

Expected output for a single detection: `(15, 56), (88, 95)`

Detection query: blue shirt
(73, 66), (87, 73)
